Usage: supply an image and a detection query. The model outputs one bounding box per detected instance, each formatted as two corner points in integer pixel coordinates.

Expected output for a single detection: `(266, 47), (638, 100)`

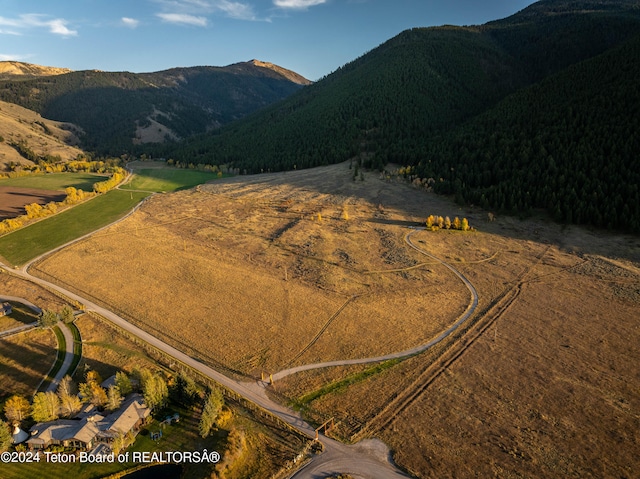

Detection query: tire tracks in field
(285, 295), (358, 368)
(271, 228), (479, 381)
(353, 244), (551, 440)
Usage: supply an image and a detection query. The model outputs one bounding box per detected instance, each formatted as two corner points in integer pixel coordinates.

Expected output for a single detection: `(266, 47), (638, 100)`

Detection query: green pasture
(0, 173), (105, 192)
(121, 167), (224, 193)
(0, 190), (149, 266)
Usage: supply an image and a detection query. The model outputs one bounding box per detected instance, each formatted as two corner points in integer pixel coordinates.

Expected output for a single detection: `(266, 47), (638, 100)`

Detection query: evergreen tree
(115, 371), (132, 396)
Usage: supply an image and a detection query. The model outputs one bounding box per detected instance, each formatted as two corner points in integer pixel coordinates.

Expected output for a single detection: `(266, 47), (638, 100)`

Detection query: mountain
(0, 100), (84, 170)
(0, 60), (310, 155)
(160, 0), (640, 232)
(0, 61), (72, 80)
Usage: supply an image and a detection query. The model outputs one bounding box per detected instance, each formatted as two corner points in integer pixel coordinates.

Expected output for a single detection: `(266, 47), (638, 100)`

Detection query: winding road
(0, 202), (480, 478)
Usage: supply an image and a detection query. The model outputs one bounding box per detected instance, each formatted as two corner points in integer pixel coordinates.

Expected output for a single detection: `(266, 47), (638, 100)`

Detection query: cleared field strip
(121, 167), (223, 192)
(0, 189), (149, 266)
(0, 172), (105, 191)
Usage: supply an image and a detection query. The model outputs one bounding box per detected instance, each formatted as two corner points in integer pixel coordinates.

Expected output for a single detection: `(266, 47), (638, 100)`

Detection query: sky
(1, 0), (536, 81)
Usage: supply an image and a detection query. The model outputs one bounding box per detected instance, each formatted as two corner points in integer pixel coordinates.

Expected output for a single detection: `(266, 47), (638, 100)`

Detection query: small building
(0, 302), (12, 317)
(12, 425), (28, 444)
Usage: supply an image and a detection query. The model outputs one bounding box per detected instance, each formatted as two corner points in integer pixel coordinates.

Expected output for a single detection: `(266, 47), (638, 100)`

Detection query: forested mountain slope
(418, 32), (640, 232)
(0, 61), (309, 155)
(162, 0), (640, 232)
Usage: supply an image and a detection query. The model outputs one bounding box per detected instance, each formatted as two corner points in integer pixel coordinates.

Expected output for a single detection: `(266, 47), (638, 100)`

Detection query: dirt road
(1, 263), (410, 477)
(271, 228), (479, 381)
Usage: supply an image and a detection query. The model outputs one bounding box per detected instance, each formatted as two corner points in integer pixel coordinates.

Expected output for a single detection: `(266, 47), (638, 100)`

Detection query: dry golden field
(0, 274), (65, 396)
(31, 162), (640, 478)
(33, 164), (470, 375)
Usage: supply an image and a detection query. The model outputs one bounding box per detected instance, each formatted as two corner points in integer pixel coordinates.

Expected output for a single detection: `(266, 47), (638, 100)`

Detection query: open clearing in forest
(0, 172), (104, 191)
(122, 162), (224, 192)
(34, 163), (470, 375)
(31, 162), (640, 478)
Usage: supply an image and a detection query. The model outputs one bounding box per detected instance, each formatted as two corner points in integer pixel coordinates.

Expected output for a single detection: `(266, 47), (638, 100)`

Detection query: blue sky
(1, 0), (536, 81)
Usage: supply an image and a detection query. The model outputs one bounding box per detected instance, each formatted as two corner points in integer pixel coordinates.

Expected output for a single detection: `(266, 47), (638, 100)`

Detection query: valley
(23, 162), (640, 478)
(1, 1), (639, 477)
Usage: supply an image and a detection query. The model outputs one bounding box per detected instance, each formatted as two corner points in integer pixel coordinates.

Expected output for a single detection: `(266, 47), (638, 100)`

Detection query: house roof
(27, 420), (99, 446)
(101, 395), (150, 436)
(26, 394), (149, 447)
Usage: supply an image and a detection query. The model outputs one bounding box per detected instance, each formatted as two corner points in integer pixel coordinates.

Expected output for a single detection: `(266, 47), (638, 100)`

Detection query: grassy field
(0, 172), (104, 191)
(0, 327), (56, 397)
(37, 325), (66, 393)
(32, 162), (640, 478)
(0, 302), (39, 331)
(0, 276), (72, 397)
(121, 166), (223, 193)
(33, 165), (466, 375)
(0, 189), (149, 266)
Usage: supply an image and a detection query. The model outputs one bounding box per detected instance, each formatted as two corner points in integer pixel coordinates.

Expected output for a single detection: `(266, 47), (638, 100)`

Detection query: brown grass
(0, 327), (56, 397)
(28, 162), (640, 478)
(0, 100), (83, 169)
(72, 313), (162, 382)
(33, 164), (467, 375)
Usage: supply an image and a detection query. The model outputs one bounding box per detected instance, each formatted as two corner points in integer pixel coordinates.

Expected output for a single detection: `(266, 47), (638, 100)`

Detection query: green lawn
(0, 173), (106, 192)
(121, 168), (223, 193)
(0, 190), (149, 266)
(38, 325), (66, 393)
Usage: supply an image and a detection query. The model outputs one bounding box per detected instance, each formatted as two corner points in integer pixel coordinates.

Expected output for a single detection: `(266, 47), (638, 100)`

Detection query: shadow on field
(210, 163), (640, 265)
(0, 337), (55, 396)
(366, 218), (424, 227)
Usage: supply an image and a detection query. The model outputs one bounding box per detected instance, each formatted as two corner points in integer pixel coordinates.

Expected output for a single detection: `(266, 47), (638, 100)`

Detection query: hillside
(0, 60), (309, 154)
(0, 100), (84, 170)
(0, 61), (72, 80)
(160, 0), (640, 232)
(416, 32), (640, 232)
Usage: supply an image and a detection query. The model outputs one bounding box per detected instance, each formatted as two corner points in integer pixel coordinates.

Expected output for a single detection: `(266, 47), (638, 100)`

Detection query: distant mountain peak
(0, 61), (72, 79)
(248, 59), (312, 85)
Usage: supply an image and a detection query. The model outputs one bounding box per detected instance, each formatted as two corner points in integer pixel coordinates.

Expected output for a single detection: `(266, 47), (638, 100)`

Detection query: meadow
(0, 189), (149, 266)
(121, 164), (224, 193)
(0, 172), (104, 191)
(28, 162), (640, 478)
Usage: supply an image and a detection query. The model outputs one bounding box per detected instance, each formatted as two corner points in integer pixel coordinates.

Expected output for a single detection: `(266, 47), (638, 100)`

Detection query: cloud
(156, 13), (208, 26)
(0, 14), (77, 37)
(273, 0), (326, 8)
(121, 17), (140, 28)
(47, 18), (77, 36)
(216, 0), (257, 20)
(153, 0), (260, 22)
